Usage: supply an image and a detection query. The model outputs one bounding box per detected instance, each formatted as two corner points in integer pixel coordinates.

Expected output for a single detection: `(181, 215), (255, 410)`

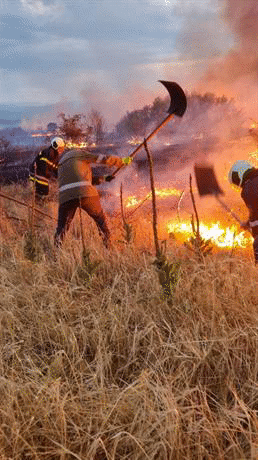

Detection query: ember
(249, 150), (258, 161)
(250, 120), (258, 129)
(167, 220), (251, 249)
(128, 138), (142, 145)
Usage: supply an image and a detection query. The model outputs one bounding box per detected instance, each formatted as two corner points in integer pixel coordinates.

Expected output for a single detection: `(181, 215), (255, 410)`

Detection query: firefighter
(29, 137), (65, 202)
(54, 148), (132, 248)
(228, 160), (258, 263)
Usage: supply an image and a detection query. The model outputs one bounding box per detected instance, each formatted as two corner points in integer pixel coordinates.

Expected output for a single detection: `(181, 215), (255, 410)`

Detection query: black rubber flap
(194, 164), (224, 196)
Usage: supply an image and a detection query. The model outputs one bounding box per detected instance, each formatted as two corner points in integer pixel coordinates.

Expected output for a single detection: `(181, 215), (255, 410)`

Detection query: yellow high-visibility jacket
(58, 149), (123, 205)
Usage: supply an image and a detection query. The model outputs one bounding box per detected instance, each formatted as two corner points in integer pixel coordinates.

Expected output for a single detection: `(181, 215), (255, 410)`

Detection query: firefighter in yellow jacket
(54, 148), (132, 248)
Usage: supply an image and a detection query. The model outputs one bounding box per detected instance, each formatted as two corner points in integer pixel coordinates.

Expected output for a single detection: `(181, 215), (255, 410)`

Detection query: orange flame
(125, 187), (182, 207)
(167, 220), (251, 249)
(128, 137), (142, 145)
(65, 141), (92, 149)
(249, 150), (258, 161)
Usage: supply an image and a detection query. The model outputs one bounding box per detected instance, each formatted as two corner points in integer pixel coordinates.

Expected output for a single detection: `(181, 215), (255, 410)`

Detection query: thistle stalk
(143, 139), (160, 258)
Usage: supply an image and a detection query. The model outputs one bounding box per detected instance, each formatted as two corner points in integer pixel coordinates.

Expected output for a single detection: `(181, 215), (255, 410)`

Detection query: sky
(0, 0), (252, 128)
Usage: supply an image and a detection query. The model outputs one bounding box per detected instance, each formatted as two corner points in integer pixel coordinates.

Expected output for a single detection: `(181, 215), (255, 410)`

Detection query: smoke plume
(197, 0), (258, 116)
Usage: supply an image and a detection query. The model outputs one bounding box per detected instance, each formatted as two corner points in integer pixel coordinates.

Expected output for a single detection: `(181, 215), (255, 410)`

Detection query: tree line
(0, 91), (246, 165)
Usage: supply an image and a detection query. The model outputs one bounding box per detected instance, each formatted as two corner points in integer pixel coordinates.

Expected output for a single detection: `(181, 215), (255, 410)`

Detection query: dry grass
(1, 184), (258, 459)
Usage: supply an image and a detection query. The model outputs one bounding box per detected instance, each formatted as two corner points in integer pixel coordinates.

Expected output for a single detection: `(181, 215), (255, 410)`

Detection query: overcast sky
(0, 0), (235, 126)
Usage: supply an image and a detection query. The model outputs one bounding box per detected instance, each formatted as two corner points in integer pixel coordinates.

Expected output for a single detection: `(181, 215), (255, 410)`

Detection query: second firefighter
(29, 137), (65, 202)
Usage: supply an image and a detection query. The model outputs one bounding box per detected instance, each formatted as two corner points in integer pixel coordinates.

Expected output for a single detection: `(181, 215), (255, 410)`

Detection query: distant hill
(0, 101), (84, 130)
(0, 103), (59, 129)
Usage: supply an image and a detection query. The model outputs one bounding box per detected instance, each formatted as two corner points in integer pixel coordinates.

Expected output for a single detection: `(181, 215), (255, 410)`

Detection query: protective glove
(104, 175), (115, 182)
(122, 156), (133, 165)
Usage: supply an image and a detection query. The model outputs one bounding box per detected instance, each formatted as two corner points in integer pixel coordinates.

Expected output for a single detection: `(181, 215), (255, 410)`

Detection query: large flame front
(125, 187), (252, 250)
(167, 220), (251, 249)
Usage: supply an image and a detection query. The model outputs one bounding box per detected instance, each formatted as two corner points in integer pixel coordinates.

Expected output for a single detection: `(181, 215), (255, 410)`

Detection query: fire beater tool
(194, 163), (243, 225)
(110, 80), (187, 179)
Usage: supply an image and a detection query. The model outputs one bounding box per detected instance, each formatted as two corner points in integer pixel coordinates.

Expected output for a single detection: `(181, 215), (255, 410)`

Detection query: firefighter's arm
(86, 153), (123, 168)
(104, 156), (133, 167)
(39, 157), (58, 178)
(44, 163), (52, 179)
(81, 150), (133, 168)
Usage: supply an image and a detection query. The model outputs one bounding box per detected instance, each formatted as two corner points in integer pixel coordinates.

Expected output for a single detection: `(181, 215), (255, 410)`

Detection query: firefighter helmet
(51, 137), (65, 150)
(228, 160), (254, 187)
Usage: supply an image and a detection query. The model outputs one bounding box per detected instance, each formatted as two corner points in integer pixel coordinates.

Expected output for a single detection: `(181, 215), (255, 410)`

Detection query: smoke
(80, 81), (155, 129)
(196, 0), (258, 116)
(99, 0), (258, 235)
(86, 0), (258, 222)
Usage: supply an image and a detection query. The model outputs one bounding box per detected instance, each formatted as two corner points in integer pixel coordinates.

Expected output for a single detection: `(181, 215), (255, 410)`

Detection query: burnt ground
(0, 163), (31, 184)
(0, 145), (123, 185)
(0, 147), (38, 184)
(0, 136), (255, 239)
(0, 138), (217, 185)
(133, 137), (219, 176)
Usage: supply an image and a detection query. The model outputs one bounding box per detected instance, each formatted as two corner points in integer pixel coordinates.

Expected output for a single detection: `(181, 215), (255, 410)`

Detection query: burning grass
(125, 187), (182, 209)
(166, 219), (251, 249)
(0, 184), (258, 459)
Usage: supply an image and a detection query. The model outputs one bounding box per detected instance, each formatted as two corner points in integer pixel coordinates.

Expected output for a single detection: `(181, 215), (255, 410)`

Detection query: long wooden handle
(215, 196), (242, 224)
(112, 113), (174, 178)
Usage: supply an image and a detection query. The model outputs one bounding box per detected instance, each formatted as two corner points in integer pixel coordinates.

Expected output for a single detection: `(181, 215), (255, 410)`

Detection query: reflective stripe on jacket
(29, 174), (49, 187)
(40, 156), (58, 171)
(58, 148), (123, 205)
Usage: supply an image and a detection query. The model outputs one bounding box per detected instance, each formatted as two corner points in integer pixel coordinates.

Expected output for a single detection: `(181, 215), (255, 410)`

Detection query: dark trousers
(54, 196), (111, 247)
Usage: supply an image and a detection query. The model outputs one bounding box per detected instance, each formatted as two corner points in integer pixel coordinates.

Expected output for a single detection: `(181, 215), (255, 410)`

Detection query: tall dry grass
(0, 184), (258, 459)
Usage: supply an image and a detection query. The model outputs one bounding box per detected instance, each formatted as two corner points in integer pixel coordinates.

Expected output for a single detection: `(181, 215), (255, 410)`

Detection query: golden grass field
(1, 182), (258, 460)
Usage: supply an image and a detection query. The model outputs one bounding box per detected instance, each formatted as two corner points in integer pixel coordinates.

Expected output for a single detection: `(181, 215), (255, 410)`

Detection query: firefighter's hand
(104, 175), (115, 182)
(122, 156), (133, 165)
(240, 220), (250, 230)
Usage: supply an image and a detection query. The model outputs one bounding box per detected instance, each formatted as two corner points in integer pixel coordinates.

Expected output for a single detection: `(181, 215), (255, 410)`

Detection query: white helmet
(51, 137), (65, 150)
(228, 160), (254, 187)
